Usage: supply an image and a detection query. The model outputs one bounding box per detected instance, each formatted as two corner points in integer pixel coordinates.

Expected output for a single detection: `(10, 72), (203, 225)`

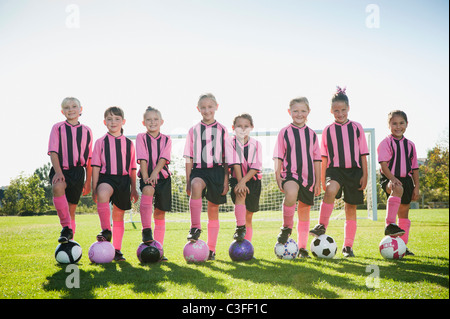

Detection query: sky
(0, 0), (448, 186)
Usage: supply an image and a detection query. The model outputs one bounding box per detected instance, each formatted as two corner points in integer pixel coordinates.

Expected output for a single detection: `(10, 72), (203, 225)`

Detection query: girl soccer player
(273, 97), (322, 258)
(226, 113), (262, 243)
(310, 87), (369, 257)
(48, 97), (93, 243)
(377, 110), (419, 256)
(136, 106), (172, 261)
(183, 93), (229, 260)
(91, 106), (139, 261)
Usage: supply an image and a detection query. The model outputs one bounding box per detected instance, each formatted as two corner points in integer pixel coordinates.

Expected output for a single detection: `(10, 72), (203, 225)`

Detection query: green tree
(1, 173), (49, 215)
(419, 144), (449, 203)
(34, 162), (53, 205)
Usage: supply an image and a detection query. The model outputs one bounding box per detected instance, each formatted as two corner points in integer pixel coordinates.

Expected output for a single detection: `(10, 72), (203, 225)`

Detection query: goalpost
(125, 129), (377, 225)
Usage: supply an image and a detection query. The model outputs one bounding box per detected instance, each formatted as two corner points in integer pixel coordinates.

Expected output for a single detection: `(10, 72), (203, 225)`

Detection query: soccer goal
(125, 129), (377, 224)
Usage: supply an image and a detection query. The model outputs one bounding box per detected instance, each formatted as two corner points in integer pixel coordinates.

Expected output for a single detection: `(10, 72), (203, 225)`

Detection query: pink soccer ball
(88, 241), (115, 264)
(379, 236), (407, 260)
(183, 239), (209, 263)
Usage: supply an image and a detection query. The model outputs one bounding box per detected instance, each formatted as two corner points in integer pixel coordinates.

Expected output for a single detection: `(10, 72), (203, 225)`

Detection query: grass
(0, 209), (448, 299)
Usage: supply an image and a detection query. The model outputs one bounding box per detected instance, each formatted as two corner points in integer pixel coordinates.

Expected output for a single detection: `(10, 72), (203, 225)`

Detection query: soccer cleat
(405, 248), (415, 256)
(142, 228), (154, 243)
(277, 226), (292, 244)
(309, 224), (326, 237)
(298, 248), (311, 259)
(114, 249), (126, 261)
(96, 229), (112, 242)
(160, 255), (168, 262)
(58, 226), (73, 243)
(233, 225), (246, 242)
(342, 246), (355, 257)
(187, 227), (202, 242)
(208, 250), (216, 261)
(384, 223), (406, 237)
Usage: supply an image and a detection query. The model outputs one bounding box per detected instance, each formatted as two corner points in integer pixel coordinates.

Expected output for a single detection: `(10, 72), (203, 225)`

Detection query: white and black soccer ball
(311, 234), (337, 259)
(274, 238), (299, 260)
(55, 240), (82, 264)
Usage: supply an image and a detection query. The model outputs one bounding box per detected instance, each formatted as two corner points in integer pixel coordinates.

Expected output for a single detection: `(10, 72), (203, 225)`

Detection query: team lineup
(50, 87), (420, 263)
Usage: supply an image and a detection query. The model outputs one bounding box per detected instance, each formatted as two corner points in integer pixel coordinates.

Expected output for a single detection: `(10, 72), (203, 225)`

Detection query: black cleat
(342, 246), (355, 257)
(187, 227), (202, 242)
(114, 250), (126, 261)
(277, 226), (292, 244)
(309, 224), (326, 237)
(384, 223), (406, 237)
(96, 229), (112, 242)
(58, 226), (73, 243)
(208, 250), (216, 261)
(142, 228), (154, 243)
(233, 225), (246, 242)
(298, 248), (311, 259)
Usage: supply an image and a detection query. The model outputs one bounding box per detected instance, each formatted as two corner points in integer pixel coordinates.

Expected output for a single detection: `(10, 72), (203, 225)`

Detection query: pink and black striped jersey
(321, 120), (369, 169)
(183, 121), (229, 169)
(91, 133), (136, 176)
(48, 121), (93, 170)
(273, 124), (322, 192)
(377, 135), (419, 178)
(136, 132), (172, 180)
(226, 136), (262, 181)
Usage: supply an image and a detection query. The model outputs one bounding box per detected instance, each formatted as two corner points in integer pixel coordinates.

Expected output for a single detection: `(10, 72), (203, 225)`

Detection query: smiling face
(143, 110), (163, 136)
(232, 117), (253, 143)
(61, 99), (82, 125)
(197, 97), (218, 124)
(289, 102), (310, 127)
(331, 101), (349, 124)
(104, 112), (125, 136)
(389, 115), (408, 139)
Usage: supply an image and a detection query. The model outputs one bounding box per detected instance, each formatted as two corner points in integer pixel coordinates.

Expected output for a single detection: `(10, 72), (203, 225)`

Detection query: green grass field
(0, 209), (448, 300)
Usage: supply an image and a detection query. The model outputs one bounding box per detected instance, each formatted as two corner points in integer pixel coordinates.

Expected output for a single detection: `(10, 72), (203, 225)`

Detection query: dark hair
(104, 106), (124, 119)
(104, 106), (125, 134)
(388, 110), (408, 123)
(331, 86), (349, 106)
(233, 113), (254, 127)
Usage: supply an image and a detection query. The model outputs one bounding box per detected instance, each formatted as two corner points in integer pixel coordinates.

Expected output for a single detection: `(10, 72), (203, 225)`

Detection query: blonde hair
(198, 93), (218, 106)
(144, 106), (163, 120)
(61, 97), (81, 109)
(289, 97), (310, 111)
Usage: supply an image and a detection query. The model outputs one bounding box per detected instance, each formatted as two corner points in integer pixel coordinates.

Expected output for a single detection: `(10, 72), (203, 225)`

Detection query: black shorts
(97, 174), (132, 211)
(326, 167), (364, 205)
(230, 178), (262, 213)
(282, 177), (315, 206)
(140, 176), (172, 212)
(380, 174), (415, 205)
(49, 166), (85, 205)
(190, 166), (227, 205)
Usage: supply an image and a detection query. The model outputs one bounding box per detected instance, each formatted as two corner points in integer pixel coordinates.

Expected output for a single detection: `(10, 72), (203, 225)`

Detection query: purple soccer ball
(229, 239), (254, 261)
(88, 241), (115, 264)
(183, 239), (209, 263)
(136, 240), (163, 263)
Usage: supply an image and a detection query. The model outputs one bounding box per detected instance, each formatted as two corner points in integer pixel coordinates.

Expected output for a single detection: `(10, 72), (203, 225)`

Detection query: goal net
(127, 129), (377, 223)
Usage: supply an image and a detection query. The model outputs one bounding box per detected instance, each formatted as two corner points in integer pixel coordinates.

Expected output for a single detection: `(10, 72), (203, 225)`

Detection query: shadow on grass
(43, 255), (448, 299)
(43, 260), (227, 299)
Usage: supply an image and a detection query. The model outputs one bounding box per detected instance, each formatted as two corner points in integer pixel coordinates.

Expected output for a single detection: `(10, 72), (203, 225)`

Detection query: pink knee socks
(207, 219), (220, 252)
(190, 198), (202, 229)
(319, 202), (334, 228)
(140, 195), (153, 229)
(54, 195), (71, 228)
(344, 220), (357, 247)
(386, 196), (401, 226)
